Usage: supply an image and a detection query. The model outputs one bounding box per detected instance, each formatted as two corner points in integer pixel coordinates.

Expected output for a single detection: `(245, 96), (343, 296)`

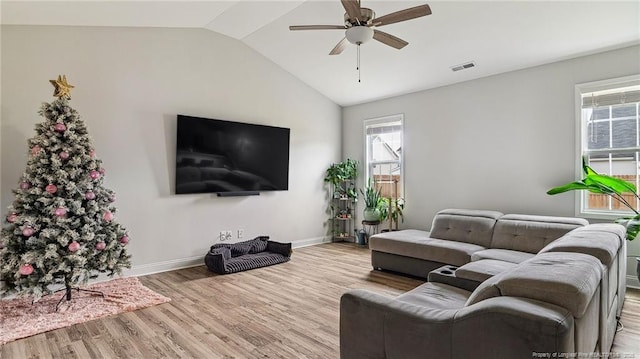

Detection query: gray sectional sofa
(340, 209), (627, 358)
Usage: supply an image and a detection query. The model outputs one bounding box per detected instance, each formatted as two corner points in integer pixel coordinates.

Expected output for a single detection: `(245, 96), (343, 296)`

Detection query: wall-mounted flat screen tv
(175, 115), (290, 195)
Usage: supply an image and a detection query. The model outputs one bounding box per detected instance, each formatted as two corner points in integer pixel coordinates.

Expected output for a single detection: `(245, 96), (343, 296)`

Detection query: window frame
(363, 114), (404, 198)
(575, 74), (640, 219)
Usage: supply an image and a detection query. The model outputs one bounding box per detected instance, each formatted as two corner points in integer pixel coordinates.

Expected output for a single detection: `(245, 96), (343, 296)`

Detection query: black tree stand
(53, 276), (104, 311)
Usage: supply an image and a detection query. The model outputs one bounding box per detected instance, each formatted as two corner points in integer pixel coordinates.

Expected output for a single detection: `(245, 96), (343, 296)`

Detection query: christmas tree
(0, 75), (131, 302)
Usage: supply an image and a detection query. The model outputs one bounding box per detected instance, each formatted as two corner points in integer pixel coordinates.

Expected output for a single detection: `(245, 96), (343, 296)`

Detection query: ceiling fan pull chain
(357, 44), (361, 83)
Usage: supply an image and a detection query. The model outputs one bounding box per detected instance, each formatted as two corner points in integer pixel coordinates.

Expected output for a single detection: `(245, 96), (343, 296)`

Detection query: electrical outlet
(219, 231), (232, 241)
(237, 229), (244, 239)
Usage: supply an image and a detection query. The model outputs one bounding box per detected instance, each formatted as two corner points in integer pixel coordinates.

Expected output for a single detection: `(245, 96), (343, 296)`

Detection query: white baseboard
(0, 237), (334, 289)
(627, 274), (640, 289)
(291, 236), (332, 249)
(121, 236), (332, 278)
(124, 255), (204, 277)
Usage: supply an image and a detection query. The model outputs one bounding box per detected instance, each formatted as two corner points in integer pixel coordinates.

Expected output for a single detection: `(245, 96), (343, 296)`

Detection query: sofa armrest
(266, 241), (292, 257)
(340, 289), (457, 359)
(204, 247), (231, 274)
(453, 296), (575, 358)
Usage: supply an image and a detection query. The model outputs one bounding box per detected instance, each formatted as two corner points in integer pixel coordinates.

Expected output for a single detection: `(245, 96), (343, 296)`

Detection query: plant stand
(331, 180), (356, 242)
(362, 220), (380, 244)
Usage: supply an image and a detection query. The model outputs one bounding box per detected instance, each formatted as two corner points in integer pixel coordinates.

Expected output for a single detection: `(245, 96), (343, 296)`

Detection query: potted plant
(378, 197), (405, 231)
(547, 157), (640, 282)
(360, 179), (382, 221)
(324, 159), (359, 198)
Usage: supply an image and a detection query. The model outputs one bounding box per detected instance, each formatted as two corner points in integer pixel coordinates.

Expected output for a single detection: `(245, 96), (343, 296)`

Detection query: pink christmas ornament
(119, 235), (129, 245)
(68, 241), (80, 252)
(45, 184), (58, 194)
(108, 195), (116, 203)
(89, 170), (101, 180)
(99, 168), (106, 175)
(59, 151), (69, 160)
(103, 211), (114, 221)
(54, 123), (67, 132)
(89, 149), (96, 158)
(85, 191), (96, 200)
(22, 227), (34, 237)
(54, 207), (67, 217)
(31, 145), (41, 155)
(7, 213), (17, 223)
(19, 264), (34, 276)
(20, 182), (30, 190)
(96, 241), (106, 251)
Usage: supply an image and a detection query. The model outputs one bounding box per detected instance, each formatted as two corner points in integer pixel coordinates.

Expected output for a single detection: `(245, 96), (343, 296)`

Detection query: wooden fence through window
(587, 175), (639, 211)
(373, 174), (401, 199)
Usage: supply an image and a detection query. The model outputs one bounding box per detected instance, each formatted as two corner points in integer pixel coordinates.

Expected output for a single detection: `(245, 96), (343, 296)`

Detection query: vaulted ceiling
(2, 1), (639, 106)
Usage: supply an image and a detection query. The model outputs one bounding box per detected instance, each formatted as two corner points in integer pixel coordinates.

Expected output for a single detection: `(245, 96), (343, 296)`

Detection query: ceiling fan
(289, 0), (432, 55)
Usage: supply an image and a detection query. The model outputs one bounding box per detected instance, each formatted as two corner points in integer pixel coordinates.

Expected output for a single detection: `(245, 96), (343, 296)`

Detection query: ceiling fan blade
(373, 30), (408, 49)
(372, 4), (432, 27)
(330, 38), (349, 55)
(289, 25), (346, 31)
(341, 0), (362, 23)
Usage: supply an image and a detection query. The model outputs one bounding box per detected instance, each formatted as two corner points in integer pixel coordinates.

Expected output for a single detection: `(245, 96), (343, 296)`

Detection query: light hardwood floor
(1, 243), (639, 358)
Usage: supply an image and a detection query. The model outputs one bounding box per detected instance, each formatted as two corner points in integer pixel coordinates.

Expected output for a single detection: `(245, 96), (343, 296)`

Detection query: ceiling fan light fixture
(345, 26), (374, 45)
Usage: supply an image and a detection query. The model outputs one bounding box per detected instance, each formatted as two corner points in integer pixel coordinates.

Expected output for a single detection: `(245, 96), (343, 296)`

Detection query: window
(364, 115), (403, 199)
(578, 75), (640, 217)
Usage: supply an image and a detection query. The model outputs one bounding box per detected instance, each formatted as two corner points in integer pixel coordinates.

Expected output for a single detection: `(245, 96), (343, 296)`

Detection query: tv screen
(175, 115), (290, 195)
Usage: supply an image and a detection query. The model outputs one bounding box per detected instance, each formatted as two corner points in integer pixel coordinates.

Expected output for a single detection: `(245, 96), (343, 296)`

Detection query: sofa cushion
(429, 209), (503, 247)
(456, 259), (517, 283)
(397, 282), (471, 309)
(495, 252), (602, 318)
(490, 214), (588, 254)
(369, 229), (430, 245)
(464, 270), (506, 306)
(370, 230), (486, 266)
(471, 249), (534, 263)
(539, 224), (624, 266)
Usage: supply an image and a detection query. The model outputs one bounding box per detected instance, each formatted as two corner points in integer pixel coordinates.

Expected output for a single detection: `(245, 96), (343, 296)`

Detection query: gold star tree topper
(49, 75), (74, 99)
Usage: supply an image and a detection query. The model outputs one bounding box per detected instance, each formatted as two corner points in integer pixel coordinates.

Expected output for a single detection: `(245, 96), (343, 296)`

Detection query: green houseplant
(547, 158), (640, 282)
(360, 179), (382, 221)
(547, 158), (640, 240)
(378, 197), (405, 230)
(324, 159), (359, 199)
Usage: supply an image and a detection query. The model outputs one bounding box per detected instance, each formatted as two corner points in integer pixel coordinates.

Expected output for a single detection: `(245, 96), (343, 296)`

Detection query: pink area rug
(0, 277), (170, 345)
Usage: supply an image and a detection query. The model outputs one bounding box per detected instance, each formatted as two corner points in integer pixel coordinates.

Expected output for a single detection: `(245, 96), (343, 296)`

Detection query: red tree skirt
(0, 277), (170, 345)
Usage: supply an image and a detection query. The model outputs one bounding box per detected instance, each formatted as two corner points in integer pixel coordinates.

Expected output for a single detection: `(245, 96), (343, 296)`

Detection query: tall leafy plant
(547, 158), (640, 240)
(360, 179), (382, 209)
(379, 197), (405, 223)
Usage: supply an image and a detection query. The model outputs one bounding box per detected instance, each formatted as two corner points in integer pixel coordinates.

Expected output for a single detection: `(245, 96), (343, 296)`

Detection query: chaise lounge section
(369, 209), (588, 279)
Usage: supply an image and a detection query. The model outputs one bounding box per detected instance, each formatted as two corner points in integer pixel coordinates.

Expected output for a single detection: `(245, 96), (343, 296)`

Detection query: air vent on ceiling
(451, 61), (476, 72)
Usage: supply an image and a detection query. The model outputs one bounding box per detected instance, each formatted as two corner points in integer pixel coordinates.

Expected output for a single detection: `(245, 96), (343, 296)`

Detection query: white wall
(343, 45), (640, 285)
(1, 25), (341, 275)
